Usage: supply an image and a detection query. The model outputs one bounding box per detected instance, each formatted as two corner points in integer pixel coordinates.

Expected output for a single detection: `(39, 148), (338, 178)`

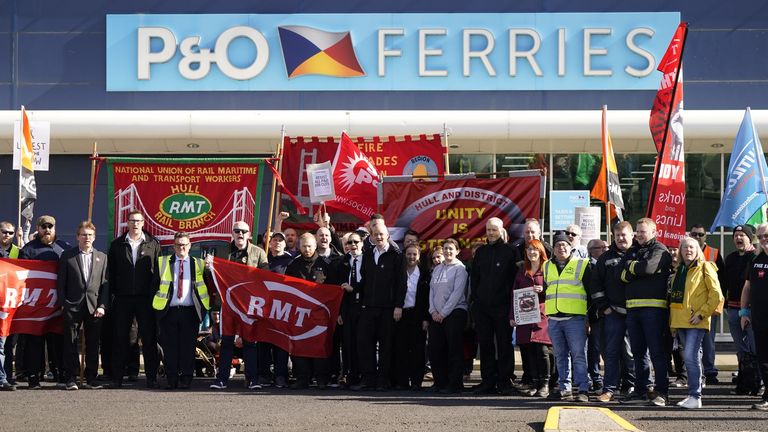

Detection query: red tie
(177, 260), (184, 300)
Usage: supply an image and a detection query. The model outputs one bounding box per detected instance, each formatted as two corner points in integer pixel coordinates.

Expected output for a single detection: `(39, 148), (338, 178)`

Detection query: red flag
(0, 258), (63, 337)
(647, 23), (688, 247)
(324, 132), (380, 220)
(209, 258), (342, 358)
(649, 23), (688, 154)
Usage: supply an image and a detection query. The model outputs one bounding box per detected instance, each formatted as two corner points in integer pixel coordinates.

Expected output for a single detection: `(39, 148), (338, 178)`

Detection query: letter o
(214, 26), (269, 80)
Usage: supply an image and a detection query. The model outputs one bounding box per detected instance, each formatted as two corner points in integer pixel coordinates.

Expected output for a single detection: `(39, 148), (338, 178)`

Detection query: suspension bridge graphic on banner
(114, 183), (255, 243)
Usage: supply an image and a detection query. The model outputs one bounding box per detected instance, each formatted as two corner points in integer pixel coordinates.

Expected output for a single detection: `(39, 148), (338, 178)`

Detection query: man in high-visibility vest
(153, 231), (210, 390)
(690, 224), (725, 385)
(543, 231), (592, 403)
(620, 218), (673, 407)
(0, 220), (20, 391)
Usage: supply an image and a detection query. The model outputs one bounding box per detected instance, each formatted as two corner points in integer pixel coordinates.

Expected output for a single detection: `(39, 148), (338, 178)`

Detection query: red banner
(281, 134), (445, 226)
(649, 23), (687, 154)
(0, 259), (63, 337)
(209, 258), (343, 358)
(381, 175), (541, 260)
(324, 132), (380, 220)
(108, 159), (263, 245)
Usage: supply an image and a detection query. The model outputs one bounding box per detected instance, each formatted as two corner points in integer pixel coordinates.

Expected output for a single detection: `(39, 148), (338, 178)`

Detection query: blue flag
(711, 108), (768, 231)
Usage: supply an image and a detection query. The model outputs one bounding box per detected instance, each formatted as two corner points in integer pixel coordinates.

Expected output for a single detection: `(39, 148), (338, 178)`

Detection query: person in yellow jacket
(153, 231), (211, 390)
(668, 236), (723, 409)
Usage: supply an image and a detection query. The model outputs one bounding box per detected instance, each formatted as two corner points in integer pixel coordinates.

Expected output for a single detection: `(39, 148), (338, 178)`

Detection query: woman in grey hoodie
(427, 238), (469, 394)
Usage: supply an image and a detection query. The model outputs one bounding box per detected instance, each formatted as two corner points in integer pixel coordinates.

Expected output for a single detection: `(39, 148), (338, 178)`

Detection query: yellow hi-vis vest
(543, 258), (588, 315)
(8, 244), (19, 259)
(152, 256), (209, 311)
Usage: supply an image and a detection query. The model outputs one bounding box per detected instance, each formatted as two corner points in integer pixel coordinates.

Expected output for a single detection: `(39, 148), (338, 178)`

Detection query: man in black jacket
(107, 210), (162, 388)
(354, 223), (406, 390)
(590, 221), (636, 402)
(470, 217), (520, 395)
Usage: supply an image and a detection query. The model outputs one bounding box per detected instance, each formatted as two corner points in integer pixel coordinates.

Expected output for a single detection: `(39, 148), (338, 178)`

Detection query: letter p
(137, 27), (177, 80)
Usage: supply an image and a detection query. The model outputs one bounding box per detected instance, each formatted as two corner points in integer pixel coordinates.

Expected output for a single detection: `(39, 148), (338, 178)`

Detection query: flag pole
(264, 125), (285, 250)
(749, 107), (768, 212)
(603, 105), (612, 244)
(87, 142), (98, 222)
(443, 122), (450, 175)
(17, 106), (24, 234)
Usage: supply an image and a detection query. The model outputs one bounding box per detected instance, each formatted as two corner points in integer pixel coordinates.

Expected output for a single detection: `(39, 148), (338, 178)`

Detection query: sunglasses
(40, 223), (54, 229)
(346, 240), (361, 245)
(1, 230), (14, 235)
(233, 229), (249, 234)
(564, 231), (578, 237)
(690, 232), (707, 238)
(174, 242), (191, 248)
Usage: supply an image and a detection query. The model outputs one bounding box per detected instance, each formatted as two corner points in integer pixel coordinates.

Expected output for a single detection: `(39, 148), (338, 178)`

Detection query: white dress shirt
(169, 256), (194, 307)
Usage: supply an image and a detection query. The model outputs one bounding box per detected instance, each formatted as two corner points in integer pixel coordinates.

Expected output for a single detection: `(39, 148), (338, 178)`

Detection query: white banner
(13, 120), (50, 171)
(306, 161), (335, 204)
(575, 206), (601, 246)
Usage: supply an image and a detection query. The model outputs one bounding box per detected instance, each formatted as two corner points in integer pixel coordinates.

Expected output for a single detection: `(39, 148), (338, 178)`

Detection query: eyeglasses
(0, 230), (14, 235)
(128, 219), (144, 223)
(564, 231), (578, 237)
(690, 232), (707, 238)
(40, 223), (54, 229)
(233, 229), (249, 234)
(346, 240), (361, 245)
(174, 242), (191, 248)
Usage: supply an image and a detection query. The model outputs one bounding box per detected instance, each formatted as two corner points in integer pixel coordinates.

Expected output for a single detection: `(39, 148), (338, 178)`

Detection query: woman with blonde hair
(668, 236), (723, 409)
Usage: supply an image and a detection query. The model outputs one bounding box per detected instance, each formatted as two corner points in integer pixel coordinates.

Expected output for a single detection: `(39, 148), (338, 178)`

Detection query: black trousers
(429, 309), (468, 390)
(158, 306), (199, 385)
(357, 306), (394, 387)
(520, 342), (551, 385)
(342, 303), (363, 385)
(393, 308), (427, 388)
(112, 296), (159, 382)
(473, 304), (514, 388)
(63, 308), (102, 383)
(257, 342), (289, 380)
(3, 334), (19, 379)
(24, 333), (63, 382)
(292, 355), (330, 385)
(754, 328), (768, 402)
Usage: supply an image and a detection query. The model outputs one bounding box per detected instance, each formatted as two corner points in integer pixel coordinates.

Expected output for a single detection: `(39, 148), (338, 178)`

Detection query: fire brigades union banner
(106, 158), (266, 245)
(380, 173), (541, 260)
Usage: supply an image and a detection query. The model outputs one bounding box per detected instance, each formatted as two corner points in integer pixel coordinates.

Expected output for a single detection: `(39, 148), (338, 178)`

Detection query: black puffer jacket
(470, 239), (520, 313)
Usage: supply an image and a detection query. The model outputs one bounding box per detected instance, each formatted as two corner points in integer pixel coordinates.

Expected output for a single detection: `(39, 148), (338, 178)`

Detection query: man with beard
(108, 210), (161, 389)
(591, 222), (637, 402)
(19, 215), (71, 389)
(286, 233), (333, 389)
(620, 218), (673, 407)
(210, 221), (268, 390)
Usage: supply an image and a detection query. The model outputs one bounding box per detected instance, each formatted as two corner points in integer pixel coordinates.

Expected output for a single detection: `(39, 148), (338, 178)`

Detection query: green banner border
(105, 157), (268, 245)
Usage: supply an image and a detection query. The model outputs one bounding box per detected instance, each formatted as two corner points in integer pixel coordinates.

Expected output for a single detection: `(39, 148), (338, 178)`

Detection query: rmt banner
(107, 158), (265, 245)
(381, 173), (542, 260)
(281, 134), (445, 227)
(209, 258), (343, 358)
(0, 259), (63, 337)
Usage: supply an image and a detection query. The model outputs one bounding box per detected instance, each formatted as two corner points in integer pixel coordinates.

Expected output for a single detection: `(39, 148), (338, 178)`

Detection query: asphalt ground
(0, 373), (764, 432)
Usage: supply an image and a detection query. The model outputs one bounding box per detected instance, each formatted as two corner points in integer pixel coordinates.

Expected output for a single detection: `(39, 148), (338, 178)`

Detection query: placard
(513, 287), (541, 326)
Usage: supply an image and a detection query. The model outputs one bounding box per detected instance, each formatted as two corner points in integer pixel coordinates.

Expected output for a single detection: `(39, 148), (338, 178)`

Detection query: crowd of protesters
(0, 211), (766, 412)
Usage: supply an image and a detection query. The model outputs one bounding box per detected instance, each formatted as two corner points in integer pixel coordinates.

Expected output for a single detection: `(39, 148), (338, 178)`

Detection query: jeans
(0, 336), (6, 383)
(548, 316), (589, 393)
(678, 328), (705, 398)
(727, 308), (757, 362)
(626, 307), (669, 396)
(601, 312), (636, 393)
(701, 315), (718, 377)
(217, 335), (258, 384)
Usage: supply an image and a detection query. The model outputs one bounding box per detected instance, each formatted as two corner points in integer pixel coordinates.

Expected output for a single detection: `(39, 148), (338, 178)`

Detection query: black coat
(470, 239), (520, 313)
(107, 231), (162, 298)
(359, 245), (407, 309)
(57, 247), (109, 314)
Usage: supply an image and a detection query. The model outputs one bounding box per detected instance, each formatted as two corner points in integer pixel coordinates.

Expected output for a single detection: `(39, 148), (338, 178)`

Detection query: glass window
(448, 154), (492, 174)
(685, 153), (722, 234)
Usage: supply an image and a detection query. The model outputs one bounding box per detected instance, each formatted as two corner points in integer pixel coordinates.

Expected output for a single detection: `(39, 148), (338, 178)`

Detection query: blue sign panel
(106, 12), (680, 92)
(550, 190), (591, 231)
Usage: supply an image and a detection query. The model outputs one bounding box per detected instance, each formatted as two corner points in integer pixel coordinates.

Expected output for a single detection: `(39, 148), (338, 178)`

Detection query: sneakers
(65, 381), (79, 390)
(28, 379), (42, 390)
(648, 392), (668, 407)
(676, 396), (702, 409)
(705, 375), (719, 385)
(752, 401), (768, 411)
(81, 383), (104, 390)
(257, 376), (273, 387)
(275, 376), (287, 388)
(209, 380), (227, 390)
(558, 390), (574, 402)
(597, 391), (614, 403)
(672, 378), (687, 388)
(247, 380), (262, 390)
(1, 382), (16, 391)
(574, 392), (589, 403)
(619, 392), (649, 404)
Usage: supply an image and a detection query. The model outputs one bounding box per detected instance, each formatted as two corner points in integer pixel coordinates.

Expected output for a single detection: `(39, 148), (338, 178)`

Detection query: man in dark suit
(57, 221), (109, 390)
(153, 231), (210, 389)
(108, 210), (161, 388)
